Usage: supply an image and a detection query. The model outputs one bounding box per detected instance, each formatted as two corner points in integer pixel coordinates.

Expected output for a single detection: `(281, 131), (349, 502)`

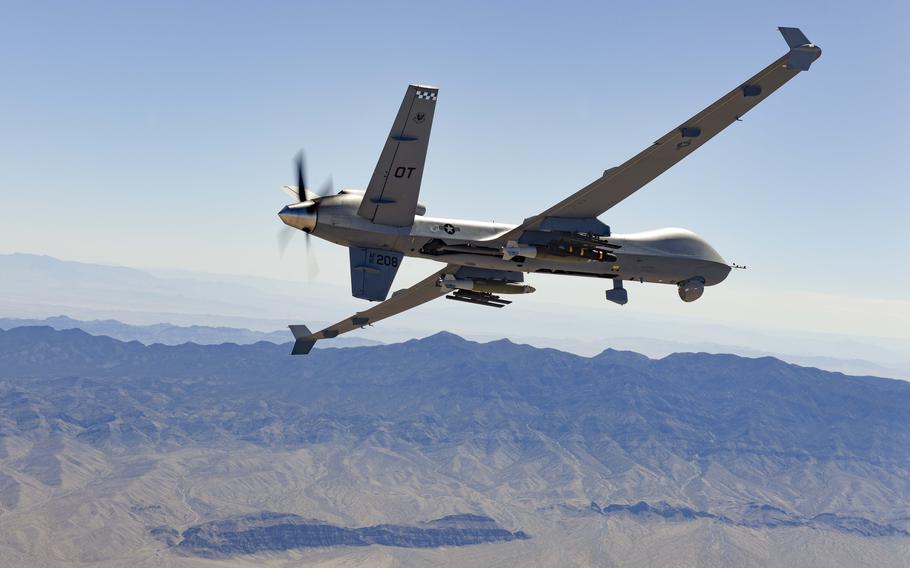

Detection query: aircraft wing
(497, 27), (821, 241)
(288, 265), (454, 354)
(357, 84), (438, 227)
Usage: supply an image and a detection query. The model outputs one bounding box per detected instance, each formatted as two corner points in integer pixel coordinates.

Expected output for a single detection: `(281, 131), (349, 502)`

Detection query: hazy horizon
(2, 251), (908, 381)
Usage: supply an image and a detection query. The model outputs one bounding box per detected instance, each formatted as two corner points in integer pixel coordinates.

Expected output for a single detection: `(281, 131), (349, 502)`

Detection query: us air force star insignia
(443, 224), (456, 234)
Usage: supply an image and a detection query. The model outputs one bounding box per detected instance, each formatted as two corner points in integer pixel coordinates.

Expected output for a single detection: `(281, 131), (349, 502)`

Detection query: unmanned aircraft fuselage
(277, 27), (821, 354)
(281, 192), (730, 297)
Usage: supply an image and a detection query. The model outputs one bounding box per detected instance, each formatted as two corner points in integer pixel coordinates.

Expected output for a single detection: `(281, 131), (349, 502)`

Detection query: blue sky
(1, 1), (908, 339)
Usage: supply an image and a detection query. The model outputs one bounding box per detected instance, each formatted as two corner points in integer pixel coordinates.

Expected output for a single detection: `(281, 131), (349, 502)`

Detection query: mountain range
(0, 315), (380, 349)
(3, 252), (908, 380)
(0, 325), (908, 566)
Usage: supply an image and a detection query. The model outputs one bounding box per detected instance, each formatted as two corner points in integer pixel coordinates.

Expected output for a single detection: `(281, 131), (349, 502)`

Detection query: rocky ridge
(163, 513), (527, 557)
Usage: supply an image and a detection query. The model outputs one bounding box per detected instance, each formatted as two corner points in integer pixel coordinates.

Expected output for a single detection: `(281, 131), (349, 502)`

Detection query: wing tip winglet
(288, 324), (316, 355)
(778, 27), (811, 48)
(778, 27), (821, 71)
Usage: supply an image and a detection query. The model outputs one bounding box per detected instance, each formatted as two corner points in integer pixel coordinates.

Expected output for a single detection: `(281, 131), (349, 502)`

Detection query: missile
(473, 281), (536, 295)
(439, 275), (536, 294)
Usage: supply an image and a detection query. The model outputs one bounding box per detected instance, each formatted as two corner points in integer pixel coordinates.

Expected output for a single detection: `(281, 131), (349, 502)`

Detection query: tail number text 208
(373, 254), (399, 267)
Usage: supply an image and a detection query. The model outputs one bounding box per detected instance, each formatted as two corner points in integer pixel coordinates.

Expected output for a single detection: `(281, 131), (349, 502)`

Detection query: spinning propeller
(277, 151), (332, 277)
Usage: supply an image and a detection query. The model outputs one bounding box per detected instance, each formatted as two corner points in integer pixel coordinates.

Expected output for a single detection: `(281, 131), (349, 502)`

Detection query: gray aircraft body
(278, 28), (821, 354)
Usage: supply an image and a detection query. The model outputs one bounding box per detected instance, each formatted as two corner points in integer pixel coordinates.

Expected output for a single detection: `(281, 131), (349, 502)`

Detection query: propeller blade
(277, 226), (296, 256)
(316, 175), (334, 198)
(278, 228), (319, 278)
(304, 233), (320, 278)
(295, 151), (307, 202)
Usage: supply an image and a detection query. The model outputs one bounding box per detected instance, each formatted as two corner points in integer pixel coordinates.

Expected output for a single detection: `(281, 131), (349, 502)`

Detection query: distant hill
(0, 315), (381, 348)
(4, 252), (908, 381)
(0, 315), (898, 379)
(0, 326), (908, 566)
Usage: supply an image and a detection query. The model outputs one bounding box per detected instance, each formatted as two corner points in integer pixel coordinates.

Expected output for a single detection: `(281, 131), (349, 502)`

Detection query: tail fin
(356, 84), (437, 227)
(288, 325), (316, 355)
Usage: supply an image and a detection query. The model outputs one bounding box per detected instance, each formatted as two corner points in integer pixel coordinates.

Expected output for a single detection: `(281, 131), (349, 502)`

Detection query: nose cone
(278, 203), (317, 233)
